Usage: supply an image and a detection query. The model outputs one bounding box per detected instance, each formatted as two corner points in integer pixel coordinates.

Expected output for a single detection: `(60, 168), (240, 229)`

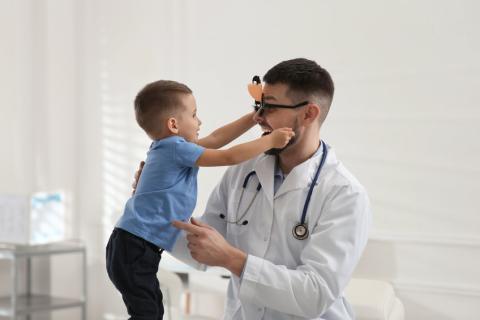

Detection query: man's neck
(278, 134), (321, 174)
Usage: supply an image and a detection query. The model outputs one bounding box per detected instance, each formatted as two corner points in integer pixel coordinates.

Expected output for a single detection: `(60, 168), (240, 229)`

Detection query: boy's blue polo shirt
(116, 135), (205, 251)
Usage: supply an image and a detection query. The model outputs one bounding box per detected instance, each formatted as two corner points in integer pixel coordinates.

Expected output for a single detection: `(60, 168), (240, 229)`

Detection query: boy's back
(117, 135), (204, 251)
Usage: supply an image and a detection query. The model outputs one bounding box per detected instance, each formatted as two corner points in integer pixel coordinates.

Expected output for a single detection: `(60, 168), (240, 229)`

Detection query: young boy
(106, 80), (294, 319)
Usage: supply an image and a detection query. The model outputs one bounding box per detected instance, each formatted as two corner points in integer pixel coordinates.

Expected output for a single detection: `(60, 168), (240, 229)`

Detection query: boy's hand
(269, 127), (295, 148)
(131, 161), (145, 195)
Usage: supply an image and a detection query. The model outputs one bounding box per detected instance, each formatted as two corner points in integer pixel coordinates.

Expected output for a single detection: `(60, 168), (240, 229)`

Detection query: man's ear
(167, 117), (179, 134)
(302, 103), (321, 125)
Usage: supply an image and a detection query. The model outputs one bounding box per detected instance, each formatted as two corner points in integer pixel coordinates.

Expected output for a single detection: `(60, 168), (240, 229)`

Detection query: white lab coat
(173, 144), (371, 319)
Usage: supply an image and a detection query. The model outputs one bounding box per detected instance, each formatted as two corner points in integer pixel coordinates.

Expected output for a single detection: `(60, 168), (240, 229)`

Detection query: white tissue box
(0, 192), (66, 245)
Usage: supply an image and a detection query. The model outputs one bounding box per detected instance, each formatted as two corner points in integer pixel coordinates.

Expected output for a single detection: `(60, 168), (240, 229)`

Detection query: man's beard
(263, 120), (298, 155)
(263, 133), (296, 155)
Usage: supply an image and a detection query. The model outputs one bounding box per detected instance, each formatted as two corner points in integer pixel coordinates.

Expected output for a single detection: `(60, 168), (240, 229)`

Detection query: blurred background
(0, 0), (479, 319)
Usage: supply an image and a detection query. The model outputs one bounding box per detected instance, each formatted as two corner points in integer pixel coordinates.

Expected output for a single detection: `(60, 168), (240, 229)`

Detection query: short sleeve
(174, 138), (205, 167)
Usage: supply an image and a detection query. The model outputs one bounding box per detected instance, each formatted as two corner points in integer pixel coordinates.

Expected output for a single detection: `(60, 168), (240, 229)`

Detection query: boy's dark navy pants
(106, 228), (164, 320)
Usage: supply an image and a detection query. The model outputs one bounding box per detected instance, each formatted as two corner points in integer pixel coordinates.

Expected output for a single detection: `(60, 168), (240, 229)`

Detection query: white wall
(1, 0), (83, 318)
(1, 0), (479, 319)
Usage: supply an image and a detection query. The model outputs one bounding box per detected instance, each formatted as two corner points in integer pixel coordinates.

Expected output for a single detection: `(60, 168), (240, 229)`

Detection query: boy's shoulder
(148, 135), (203, 168)
(151, 135), (183, 148)
(151, 135), (201, 149)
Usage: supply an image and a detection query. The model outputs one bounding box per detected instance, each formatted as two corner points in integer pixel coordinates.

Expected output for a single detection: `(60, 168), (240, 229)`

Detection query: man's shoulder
(323, 147), (366, 193)
(318, 148), (370, 222)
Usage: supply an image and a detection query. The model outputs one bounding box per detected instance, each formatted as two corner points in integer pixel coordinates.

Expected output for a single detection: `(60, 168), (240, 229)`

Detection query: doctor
(137, 58), (371, 319)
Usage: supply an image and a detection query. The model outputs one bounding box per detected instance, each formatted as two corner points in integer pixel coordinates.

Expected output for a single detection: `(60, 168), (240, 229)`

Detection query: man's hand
(172, 218), (247, 277)
(131, 161), (145, 195)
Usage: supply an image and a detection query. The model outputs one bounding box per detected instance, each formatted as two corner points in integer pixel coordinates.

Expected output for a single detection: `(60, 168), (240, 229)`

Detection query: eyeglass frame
(253, 98), (309, 116)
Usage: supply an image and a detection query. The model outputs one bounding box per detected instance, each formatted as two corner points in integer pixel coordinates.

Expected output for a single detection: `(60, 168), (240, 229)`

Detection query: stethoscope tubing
(222, 141), (328, 232)
(300, 141), (328, 225)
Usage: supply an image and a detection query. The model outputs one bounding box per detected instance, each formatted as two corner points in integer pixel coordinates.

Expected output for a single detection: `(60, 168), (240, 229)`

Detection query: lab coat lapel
(253, 155), (275, 207)
(274, 150), (324, 199)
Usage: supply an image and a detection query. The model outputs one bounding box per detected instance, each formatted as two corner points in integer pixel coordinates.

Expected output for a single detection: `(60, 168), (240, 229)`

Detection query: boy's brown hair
(134, 80), (192, 135)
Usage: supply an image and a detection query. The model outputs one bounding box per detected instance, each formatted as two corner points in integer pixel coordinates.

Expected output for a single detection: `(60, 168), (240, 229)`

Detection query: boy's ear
(167, 117), (179, 134)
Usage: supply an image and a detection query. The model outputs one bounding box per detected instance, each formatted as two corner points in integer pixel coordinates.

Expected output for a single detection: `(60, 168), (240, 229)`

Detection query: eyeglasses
(248, 75), (308, 116)
(248, 76), (309, 116)
(253, 100), (309, 116)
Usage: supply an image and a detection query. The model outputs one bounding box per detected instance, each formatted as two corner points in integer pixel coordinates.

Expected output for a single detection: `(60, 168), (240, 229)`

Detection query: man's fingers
(172, 220), (205, 235)
(190, 250), (199, 260)
(186, 233), (200, 244)
(190, 217), (212, 229)
(132, 161), (146, 192)
(134, 161), (145, 180)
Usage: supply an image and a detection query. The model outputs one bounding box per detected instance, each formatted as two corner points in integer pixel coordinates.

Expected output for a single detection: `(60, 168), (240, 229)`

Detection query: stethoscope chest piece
(293, 223), (309, 240)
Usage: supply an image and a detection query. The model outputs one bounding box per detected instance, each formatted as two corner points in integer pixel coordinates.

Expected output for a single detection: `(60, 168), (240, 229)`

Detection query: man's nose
(252, 109), (264, 123)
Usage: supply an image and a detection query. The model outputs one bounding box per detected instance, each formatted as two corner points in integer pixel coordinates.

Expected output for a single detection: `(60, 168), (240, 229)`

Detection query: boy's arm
(197, 112), (256, 149)
(196, 128), (294, 167)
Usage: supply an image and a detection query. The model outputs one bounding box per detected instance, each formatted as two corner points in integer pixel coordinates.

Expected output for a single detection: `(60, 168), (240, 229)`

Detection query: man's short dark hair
(264, 58), (334, 122)
(134, 80), (192, 134)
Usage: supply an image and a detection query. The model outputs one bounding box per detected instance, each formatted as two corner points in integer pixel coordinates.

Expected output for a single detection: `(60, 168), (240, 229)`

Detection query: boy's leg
(106, 228), (163, 320)
(154, 250), (164, 320)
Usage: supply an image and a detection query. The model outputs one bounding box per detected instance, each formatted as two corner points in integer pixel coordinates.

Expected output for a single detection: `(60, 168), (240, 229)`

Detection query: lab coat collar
(274, 143), (329, 199)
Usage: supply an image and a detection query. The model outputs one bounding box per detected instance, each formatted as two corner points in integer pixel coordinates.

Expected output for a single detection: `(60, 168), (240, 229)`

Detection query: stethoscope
(219, 141), (328, 240)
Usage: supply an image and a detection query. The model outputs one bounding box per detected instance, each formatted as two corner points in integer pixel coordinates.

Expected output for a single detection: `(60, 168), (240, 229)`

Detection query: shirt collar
(274, 141), (324, 179)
